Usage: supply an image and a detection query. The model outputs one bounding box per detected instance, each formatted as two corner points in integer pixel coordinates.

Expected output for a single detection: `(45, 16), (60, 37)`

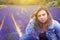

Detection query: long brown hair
(31, 6), (52, 32)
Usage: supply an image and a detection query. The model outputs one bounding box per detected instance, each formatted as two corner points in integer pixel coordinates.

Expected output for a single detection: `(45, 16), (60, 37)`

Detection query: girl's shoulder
(49, 20), (60, 29)
(52, 20), (60, 25)
(52, 19), (60, 29)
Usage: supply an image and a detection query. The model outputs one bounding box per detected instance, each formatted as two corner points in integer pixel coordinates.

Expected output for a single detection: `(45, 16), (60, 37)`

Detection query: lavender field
(0, 5), (60, 40)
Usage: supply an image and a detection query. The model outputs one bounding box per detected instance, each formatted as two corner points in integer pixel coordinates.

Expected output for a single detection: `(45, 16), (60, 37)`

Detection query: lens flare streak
(0, 16), (5, 30)
(11, 14), (22, 37)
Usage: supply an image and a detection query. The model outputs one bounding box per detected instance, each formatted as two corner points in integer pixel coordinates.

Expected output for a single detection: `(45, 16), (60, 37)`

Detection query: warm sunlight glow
(11, 0), (42, 5)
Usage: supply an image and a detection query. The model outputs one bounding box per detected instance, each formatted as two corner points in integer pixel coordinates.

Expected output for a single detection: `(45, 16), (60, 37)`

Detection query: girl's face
(37, 10), (48, 23)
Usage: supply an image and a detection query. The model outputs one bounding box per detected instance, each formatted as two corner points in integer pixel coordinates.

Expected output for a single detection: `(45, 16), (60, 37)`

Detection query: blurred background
(0, 0), (60, 40)
(0, 0), (60, 7)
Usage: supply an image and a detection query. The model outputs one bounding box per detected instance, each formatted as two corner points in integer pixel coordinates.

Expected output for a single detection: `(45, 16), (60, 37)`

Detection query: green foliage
(46, 1), (58, 7)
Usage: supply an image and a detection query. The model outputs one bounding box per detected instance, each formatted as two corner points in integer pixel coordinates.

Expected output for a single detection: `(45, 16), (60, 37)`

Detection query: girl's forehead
(38, 10), (47, 14)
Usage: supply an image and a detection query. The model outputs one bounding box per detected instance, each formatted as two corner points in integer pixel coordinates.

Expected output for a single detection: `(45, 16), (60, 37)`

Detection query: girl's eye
(42, 14), (45, 16)
(38, 15), (41, 17)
